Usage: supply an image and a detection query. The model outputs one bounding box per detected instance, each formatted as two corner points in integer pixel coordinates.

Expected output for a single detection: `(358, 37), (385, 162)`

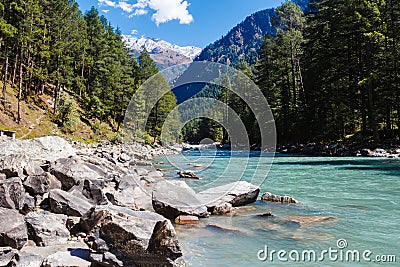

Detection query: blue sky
(75, 0), (284, 48)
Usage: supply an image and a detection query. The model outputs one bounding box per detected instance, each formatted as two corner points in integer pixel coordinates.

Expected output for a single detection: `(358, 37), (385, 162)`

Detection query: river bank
(0, 136), (295, 266)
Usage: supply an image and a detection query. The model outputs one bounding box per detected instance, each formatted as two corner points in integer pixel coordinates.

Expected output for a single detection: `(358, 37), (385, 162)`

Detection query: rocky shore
(0, 136), (278, 267)
(277, 143), (400, 158)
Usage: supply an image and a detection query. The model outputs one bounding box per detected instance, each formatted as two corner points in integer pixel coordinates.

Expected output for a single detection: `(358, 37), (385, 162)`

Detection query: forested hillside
(183, 0), (400, 146)
(195, 0), (309, 66)
(0, 0), (177, 142)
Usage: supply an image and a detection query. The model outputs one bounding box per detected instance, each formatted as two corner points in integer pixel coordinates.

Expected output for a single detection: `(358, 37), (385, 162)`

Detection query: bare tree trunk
(11, 52), (18, 87)
(2, 53), (9, 107)
(17, 49), (23, 124)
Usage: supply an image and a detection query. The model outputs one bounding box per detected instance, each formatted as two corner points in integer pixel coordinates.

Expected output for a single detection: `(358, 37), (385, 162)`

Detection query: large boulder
(23, 172), (61, 195)
(41, 250), (91, 267)
(152, 181), (209, 219)
(49, 189), (92, 217)
(25, 212), (70, 247)
(0, 207), (28, 249)
(49, 158), (106, 191)
(0, 155), (38, 178)
(81, 205), (185, 267)
(0, 177), (25, 210)
(69, 179), (108, 206)
(197, 181), (260, 213)
(0, 136), (76, 162)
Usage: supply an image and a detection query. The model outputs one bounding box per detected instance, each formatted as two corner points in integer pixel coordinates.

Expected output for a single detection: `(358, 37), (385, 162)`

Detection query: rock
(261, 192), (299, 204)
(0, 173), (6, 180)
(255, 212), (274, 218)
(117, 152), (131, 163)
(69, 179), (108, 205)
(276, 216), (336, 227)
(177, 170), (199, 179)
(8, 251), (43, 267)
(81, 205), (185, 266)
(49, 158), (106, 191)
(152, 181), (209, 219)
(0, 177), (25, 210)
(104, 186), (138, 210)
(0, 247), (15, 266)
(135, 168), (149, 176)
(0, 136), (76, 162)
(205, 224), (251, 234)
(25, 212), (70, 246)
(20, 194), (36, 214)
(49, 189), (92, 217)
(0, 207), (28, 249)
(41, 250), (91, 267)
(212, 202), (233, 215)
(23, 172), (61, 195)
(197, 181), (260, 213)
(174, 215), (199, 225)
(148, 171), (163, 178)
(0, 155), (43, 178)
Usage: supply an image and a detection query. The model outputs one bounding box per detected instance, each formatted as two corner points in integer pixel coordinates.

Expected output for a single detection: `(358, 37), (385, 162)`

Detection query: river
(155, 150), (399, 266)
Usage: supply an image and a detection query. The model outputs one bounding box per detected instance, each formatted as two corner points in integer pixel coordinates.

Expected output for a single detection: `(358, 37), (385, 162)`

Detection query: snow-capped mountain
(123, 36), (202, 69)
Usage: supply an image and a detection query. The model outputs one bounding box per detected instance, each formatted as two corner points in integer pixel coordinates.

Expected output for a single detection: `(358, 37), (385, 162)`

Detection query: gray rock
(8, 251), (43, 267)
(49, 158), (106, 191)
(135, 168), (149, 176)
(0, 246), (15, 266)
(152, 181), (209, 219)
(21, 194), (36, 213)
(69, 179), (108, 206)
(261, 192), (299, 204)
(0, 207), (28, 249)
(49, 189), (92, 217)
(25, 212), (70, 246)
(118, 153), (131, 163)
(0, 177), (25, 210)
(81, 205), (185, 267)
(23, 172), (61, 195)
(177, 170), (199, 179)
(41, 250), (91, 267)
(0, 155), (36, 178)
(0, 136), (76, 162)
(104, 186), (138, 210)
(197, 181), (260, 213)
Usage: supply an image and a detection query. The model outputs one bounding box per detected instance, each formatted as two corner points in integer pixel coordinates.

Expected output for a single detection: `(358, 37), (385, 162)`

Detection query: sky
(75, 0), (284, 48)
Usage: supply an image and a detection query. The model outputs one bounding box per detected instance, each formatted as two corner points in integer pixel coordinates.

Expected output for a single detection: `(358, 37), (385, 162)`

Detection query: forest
(1, 0), (400, 146)
(0, 0), (177, 143)
(184, 0), (400, 146)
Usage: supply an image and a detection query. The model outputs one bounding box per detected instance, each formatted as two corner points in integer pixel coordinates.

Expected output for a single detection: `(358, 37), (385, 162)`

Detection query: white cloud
(130, 29), (138, 34)
(148, 0), (193, 25)
(98, 0), (193, 25)
(129, 9), (148, 18)
(102, 9), (110, 13)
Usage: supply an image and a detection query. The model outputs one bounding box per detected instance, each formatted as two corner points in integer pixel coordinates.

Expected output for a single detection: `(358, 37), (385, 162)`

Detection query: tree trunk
(17, 49), (23, 124)
(11, 52), (18, 87)
(2, 53), (9, 107)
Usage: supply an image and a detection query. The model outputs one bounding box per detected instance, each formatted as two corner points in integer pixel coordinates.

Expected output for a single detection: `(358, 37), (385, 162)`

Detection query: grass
(0, 81), (119, 143)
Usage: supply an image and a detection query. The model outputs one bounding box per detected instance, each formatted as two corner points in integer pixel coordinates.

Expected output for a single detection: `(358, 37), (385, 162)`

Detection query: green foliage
(57, 92), (79, 132)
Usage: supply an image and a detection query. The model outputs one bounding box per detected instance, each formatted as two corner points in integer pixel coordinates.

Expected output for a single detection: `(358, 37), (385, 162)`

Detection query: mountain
(195, 0), (310, 66)
(123, 36), (202, 69)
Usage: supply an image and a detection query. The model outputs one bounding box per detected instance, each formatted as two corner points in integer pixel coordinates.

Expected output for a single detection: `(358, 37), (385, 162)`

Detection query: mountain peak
(123, 35), (202, 60)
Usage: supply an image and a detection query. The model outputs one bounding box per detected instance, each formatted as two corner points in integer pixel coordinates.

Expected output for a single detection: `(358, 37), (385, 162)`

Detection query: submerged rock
(152, 181), (209, 219)
(197, 181), (260, 214)
(81, 205), (185, 266)
(0, 207), (28, 249)
(261, 192), (299, 204)
(276, 216), (336, 227)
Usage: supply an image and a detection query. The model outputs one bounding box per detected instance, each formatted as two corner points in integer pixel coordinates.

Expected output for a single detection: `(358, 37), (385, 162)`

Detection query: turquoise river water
(155, 150), (399, 266)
